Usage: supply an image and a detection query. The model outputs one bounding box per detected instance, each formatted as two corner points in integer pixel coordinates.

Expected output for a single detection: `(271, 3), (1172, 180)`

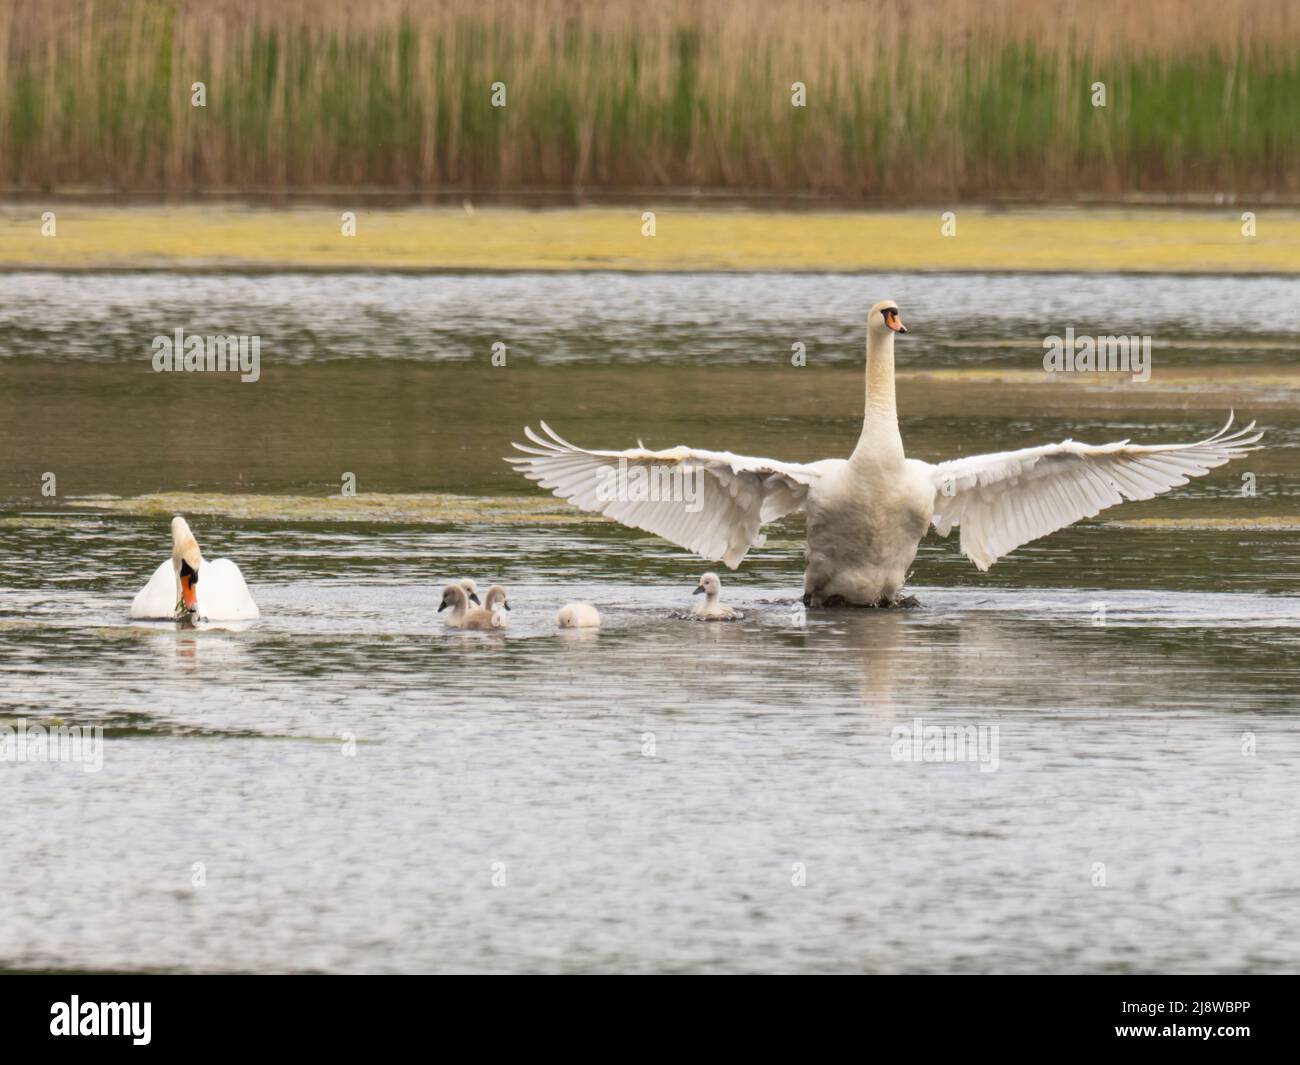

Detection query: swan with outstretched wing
(508, 301), (1262, 605)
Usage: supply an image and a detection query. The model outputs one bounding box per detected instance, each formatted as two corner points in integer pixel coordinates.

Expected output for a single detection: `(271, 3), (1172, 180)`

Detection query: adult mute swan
(130, 516), (260, 620)
(508, 300), (1263, 606)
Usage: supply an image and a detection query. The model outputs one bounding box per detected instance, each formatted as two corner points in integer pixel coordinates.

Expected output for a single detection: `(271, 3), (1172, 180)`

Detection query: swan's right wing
(507, 422), (836, 568)
(129, 559), (178, 619)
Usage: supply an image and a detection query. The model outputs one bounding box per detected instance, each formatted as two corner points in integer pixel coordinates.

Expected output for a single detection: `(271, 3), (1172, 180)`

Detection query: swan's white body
(801, 453), (935, 604)
(130, 558), (260, 621)
(509, 300), (1263, 605)
(129, 518), (259, 621)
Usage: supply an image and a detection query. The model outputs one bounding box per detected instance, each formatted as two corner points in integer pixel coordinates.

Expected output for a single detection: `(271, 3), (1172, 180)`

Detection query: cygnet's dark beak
(693, 585), (706, 595)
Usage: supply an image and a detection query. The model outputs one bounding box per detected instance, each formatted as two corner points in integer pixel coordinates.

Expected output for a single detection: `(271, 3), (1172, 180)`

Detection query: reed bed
(2, 0), (1298, 199)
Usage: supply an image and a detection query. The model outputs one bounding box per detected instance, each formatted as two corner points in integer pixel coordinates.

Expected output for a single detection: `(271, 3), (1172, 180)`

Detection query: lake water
(1, 271), (1298, 973)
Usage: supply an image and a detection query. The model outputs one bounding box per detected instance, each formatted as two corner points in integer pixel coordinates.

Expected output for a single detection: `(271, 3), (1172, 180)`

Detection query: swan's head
(459, 577), (481, 605)
(694, 572), (722, 597)
(483, 585), (510, 612)
(438, 583), (470, 614)
(868, 299), (906, 336)
(170, 516), (203, 613)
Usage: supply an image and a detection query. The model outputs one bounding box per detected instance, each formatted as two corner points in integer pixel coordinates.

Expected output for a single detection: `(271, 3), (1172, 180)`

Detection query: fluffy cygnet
(690, 572), (740, 620)
(464, 585), (510, 630)
(556, 602), (601, 629)
(438, 583), (474, 628)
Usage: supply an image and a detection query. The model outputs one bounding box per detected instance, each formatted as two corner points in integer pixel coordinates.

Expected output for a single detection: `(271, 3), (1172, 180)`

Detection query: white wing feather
(129, 559), (177, 619)
(128, 557), (259, 620)
(925, 413), (1263, 570)
(507, 421), (836, 568)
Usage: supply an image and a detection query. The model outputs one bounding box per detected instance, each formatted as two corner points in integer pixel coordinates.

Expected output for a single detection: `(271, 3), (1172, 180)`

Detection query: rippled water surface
(1, 271), (1298, 973)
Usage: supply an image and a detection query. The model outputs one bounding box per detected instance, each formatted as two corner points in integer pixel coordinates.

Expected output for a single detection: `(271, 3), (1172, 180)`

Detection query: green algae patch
(4, 205), (1300, 274)
(66, 491), (603, 525)
(1103, 516), (1300, 531)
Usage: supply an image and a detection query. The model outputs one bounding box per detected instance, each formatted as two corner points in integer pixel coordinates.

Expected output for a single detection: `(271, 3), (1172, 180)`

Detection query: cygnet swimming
(464, 585), (510, 630)
(438, 583), (474, 628)
(556, 602), (601, 629)
(689, 572), (740, 620)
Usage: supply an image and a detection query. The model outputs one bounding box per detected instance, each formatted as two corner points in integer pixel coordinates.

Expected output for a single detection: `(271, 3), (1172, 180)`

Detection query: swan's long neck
(850, 327), (903, 465)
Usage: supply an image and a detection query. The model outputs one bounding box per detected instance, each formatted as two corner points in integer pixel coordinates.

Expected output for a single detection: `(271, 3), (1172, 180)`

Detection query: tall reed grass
(2, 0), (1298, 199)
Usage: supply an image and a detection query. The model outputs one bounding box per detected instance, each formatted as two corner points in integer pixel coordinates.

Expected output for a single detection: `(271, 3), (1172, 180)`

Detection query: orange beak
(886, 309), (907, 333)
(180, 572), (198, 611)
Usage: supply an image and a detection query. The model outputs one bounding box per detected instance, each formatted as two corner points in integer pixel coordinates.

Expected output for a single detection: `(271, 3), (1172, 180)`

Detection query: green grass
(3, 0), (1299, 199)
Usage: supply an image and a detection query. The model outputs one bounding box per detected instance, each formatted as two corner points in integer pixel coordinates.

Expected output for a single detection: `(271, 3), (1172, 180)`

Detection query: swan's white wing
(130, 557), (259, 620)
(197, 558), (260, 621)
(129, 559), (177, 619)
(926, 414), (1263, 571)
(507, 421), (836, 568)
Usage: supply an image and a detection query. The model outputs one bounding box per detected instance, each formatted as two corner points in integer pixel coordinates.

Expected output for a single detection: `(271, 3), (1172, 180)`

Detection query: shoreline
(2, 205), (1297, 274)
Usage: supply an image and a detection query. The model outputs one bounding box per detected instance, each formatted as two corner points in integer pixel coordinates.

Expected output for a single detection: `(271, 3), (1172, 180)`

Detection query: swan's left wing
(507, 421), (836, 568)
(196, 559), (260, 621)
(925, 414), (1263, 570)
